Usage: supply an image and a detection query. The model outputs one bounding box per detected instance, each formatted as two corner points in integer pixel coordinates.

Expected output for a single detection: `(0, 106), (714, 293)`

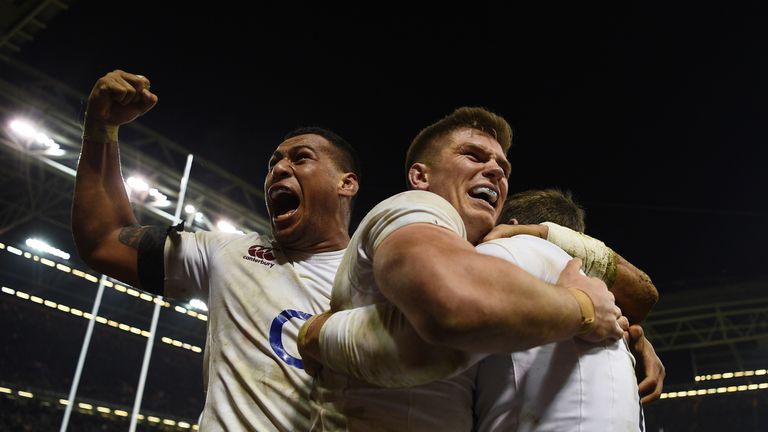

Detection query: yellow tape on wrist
(567, 287), (596, 335)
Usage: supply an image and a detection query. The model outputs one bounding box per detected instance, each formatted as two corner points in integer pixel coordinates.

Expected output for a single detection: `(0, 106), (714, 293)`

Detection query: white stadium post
(59, 275), (108, 432)
(129, 154), (194, 432)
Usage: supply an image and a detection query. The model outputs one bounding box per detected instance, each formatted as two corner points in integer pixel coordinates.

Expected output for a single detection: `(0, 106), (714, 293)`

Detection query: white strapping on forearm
(319, 304), (483, 388)
(541, 222), (616, 282)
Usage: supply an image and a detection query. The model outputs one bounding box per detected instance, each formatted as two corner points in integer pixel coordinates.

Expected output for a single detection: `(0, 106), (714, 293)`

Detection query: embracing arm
(484, 222), (658, 323)
(373, 223), (623, 352)
(298, 222), (624, 382)
(628, 324), (665, 403)
(299, 303), (481, 386)
(72, 70), (159, 289)
(611, 253), (658, 323)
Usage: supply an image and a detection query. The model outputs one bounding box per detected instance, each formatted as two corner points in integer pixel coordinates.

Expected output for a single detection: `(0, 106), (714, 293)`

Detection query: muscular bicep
(85, 224), (167, 295)
(372, 223), (584, 352)
(373, 223), (475, 342)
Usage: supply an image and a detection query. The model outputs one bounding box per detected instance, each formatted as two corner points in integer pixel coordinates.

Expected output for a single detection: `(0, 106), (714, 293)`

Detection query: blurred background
(1, 1), (767, 430)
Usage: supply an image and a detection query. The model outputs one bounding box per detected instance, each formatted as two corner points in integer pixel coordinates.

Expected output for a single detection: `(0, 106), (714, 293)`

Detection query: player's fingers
(628, 324), (644, 341)
(563, 257), (583, 275)
(102, 70), (136, 104)
(618, 315), (630, 332)
(139, 88), (159, 112)
(611, 321), (625, 340)
(134, 74), (151, 90)
(639, 378), (663, 404)
(481, 224), (519, 242)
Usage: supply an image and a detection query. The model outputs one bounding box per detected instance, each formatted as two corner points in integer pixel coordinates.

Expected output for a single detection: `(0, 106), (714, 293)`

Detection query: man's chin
(271, 224), (306, 249)
(466, 215), (496, 243)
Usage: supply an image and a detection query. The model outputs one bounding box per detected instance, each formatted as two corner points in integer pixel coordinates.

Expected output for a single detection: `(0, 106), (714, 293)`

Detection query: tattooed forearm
(119, 224), (150, 249)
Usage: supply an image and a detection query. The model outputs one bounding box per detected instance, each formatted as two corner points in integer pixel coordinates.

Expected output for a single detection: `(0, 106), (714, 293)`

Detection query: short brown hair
(405, 107), (512, 185)
(499, 188), (586, 232)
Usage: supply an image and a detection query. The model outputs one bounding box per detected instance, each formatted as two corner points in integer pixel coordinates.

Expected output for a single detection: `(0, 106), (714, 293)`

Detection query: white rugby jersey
(474, 235), (642, 432)
(164, 230), (343, 432)
(312, 190), (478, 431)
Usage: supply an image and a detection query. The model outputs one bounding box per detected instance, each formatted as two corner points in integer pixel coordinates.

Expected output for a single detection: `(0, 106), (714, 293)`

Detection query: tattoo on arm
(119, 224), (150, 249)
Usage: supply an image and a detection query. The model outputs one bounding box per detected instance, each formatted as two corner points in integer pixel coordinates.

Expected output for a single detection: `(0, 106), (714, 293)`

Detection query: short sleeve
(359, 190), (466, 257)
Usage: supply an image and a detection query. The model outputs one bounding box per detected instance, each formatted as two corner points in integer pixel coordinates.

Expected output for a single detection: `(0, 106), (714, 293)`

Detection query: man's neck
(276, 234), (350, 253)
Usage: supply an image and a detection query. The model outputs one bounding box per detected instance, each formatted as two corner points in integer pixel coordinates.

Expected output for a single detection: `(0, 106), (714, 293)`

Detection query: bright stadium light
(8, 119), (66, 155)
(188, 298), (208, 312)
(126, 176), (150, 192)
(147, 188), (171, 207)
(25, 238), (70, 260)
(9, 119), (36, 138)
(148, 188), (166, 200)
(34, 131), (56, 147)
(216, 220), (244, 235)
(184, 204), (196, 214)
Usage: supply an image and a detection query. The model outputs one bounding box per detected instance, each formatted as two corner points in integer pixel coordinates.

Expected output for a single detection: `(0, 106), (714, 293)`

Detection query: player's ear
(339, 172), (359, 198)
(508, 218), (519, 225)
(408, 163), (429, 190)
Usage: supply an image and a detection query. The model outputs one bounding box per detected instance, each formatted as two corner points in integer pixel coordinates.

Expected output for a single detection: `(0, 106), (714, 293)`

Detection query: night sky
(13, 1), (768, 294)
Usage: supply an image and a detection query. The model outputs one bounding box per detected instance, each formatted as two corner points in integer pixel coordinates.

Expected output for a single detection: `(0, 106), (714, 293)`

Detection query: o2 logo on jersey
(248, 245), (275, 260)
(269, 309), (312, 369)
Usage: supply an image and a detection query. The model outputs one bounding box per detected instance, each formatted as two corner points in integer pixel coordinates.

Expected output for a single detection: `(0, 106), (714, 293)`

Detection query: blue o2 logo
(269, 309), (312, 369)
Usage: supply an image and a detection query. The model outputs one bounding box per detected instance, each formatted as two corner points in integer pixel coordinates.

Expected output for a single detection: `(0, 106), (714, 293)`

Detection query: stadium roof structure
(0, 54), (271, 258)
(0, 2), (767, 422)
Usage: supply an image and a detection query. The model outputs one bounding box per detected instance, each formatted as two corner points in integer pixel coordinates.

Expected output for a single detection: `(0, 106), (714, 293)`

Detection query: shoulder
(476, 234), (573, 280)
(481, 235), (571, 260)
(169, 229), (273, 253)
(364, 190), (462, 229)
(355, 191), (466, 247)
(372, 190), (456, 214)
(347, 190), (466, 259)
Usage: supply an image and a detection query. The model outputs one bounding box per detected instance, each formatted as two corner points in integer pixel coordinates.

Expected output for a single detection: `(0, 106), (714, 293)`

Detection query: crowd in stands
(1, 294), (204, 428)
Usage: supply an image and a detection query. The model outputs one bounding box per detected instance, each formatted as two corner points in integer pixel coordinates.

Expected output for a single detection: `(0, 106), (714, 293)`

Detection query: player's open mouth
(269, 186), (301, 223)
(469, 186), (499, 208)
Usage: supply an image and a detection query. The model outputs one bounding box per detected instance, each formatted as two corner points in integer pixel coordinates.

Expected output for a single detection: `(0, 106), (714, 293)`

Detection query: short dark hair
(499, 188), (586, 232)
(283, 126), (362, 181)
(405, 107), (512, 185)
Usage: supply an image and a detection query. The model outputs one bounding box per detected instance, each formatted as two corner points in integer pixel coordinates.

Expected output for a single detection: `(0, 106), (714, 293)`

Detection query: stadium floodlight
(126, 176), (150, 192)
(184, 204), (196, 214)
(148, 188), (171, 207)
(25, 238), (70, 260)
(188, 298), (208, 312)
(216, 220), (244, 235)
(148, 188), (167, 201)
(8, 118), (66, 155)
(9, 119), (36, 138)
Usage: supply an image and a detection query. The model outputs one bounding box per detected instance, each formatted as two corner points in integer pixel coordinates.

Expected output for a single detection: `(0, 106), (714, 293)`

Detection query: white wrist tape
(319, 303), (484, 387)
(541, 222), (617, 284)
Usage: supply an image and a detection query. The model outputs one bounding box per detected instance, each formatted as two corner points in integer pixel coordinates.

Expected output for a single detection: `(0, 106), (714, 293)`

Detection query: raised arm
(483, 222), (659, 323)
(72, 70), (158, 288)
(372, 223), (623, 352)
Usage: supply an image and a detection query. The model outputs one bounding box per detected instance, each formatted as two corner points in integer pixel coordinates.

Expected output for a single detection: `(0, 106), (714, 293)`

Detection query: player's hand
(628, 324), (665, 403)
(557, 258), (624, 342)
(297, 311), (333, 377)
(481, 223), (549, 243)
(85, 70), (158, 134)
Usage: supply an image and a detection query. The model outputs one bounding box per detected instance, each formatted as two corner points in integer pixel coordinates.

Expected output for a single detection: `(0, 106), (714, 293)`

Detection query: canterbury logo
(243, 245), (276, 268)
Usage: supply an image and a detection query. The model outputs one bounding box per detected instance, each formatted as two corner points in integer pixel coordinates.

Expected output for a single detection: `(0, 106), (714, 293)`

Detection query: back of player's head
(500, 188), (586, 232)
